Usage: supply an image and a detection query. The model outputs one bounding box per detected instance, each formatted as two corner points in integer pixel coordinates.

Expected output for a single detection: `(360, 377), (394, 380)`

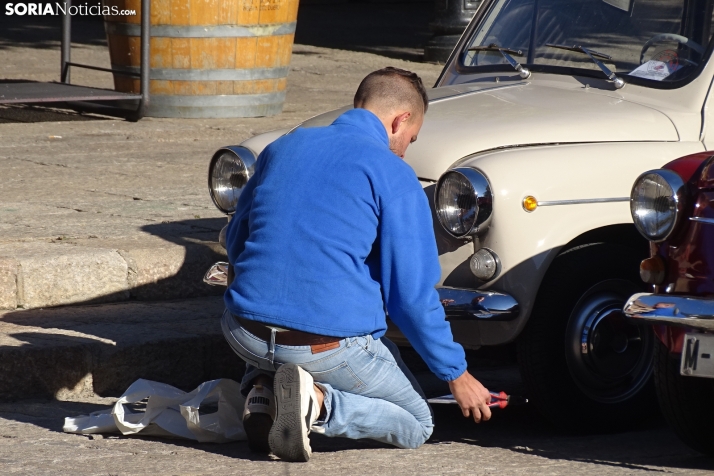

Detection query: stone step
(0, 296), (244, 401)
(0, 236), (226, 311)
(0, 293), (526, 404)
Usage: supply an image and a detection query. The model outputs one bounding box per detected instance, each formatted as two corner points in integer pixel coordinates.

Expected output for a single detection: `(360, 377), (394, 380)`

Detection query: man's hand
(448, 371), (492, 423)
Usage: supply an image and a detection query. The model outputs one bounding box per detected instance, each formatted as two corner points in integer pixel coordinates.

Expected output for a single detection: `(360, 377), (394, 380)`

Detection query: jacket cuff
(435, 363), (468, 382)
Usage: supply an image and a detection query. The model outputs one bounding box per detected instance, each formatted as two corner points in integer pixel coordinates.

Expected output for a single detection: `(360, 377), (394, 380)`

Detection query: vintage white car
(205, 0), (714, 430)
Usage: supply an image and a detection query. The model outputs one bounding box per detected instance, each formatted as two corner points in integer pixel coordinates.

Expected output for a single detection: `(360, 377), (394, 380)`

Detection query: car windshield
(462, 0), (714, 84)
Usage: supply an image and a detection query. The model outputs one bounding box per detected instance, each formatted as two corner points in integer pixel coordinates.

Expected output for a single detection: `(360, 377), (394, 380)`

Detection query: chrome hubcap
(565, 280), (654, 403)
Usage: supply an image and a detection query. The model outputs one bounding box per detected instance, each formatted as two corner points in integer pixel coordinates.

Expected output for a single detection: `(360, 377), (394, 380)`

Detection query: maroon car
(624, 151), (714, 456)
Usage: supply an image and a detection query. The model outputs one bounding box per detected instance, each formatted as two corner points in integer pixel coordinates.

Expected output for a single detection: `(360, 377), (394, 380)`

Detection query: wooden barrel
(103, 0), (298, 118)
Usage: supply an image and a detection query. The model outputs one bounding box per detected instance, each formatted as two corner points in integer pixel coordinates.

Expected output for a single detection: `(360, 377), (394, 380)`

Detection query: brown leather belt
(235, 316), (342, 352)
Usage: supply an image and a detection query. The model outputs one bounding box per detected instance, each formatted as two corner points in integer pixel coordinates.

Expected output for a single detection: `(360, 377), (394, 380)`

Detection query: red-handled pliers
(488, 391), (528, 409)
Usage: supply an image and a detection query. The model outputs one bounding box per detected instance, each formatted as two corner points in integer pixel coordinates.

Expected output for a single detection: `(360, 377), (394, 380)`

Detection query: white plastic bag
(63, 378), (247, 443)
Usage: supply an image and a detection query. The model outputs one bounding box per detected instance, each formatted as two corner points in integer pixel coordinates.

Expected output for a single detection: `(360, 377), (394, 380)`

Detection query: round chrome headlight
(435, 167), (493, 238)
(630, 169), (686, 242)
(208, 146), (257, 214)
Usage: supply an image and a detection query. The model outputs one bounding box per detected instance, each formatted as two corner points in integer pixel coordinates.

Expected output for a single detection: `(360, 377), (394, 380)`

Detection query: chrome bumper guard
(203, 262), (521, 321)
(623, 293), (714, 331)
(438, 286), (520, 321)
(204, 261), (229, 286)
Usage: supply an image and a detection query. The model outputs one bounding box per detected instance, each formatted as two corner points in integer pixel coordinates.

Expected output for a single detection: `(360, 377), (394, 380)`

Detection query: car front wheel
(518, 243), (656, 431)
(654, 337), (714, 456)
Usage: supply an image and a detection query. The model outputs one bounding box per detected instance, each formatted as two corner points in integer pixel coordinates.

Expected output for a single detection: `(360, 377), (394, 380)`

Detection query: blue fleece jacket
(224, 108), (467, 381)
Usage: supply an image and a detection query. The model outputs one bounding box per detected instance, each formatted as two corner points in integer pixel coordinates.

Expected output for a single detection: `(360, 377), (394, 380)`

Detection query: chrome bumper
(623, 293), (714, 331)
(437, 286), (519, 321)
(204, 262), (520, 322)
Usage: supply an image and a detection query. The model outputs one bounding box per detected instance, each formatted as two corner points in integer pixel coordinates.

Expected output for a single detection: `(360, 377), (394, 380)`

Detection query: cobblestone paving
(1, 369), (713, 475)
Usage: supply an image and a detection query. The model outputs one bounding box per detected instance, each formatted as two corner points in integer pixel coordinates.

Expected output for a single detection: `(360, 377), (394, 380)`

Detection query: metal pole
(135, 0), (151, 119)
(60, 0), (71, 83)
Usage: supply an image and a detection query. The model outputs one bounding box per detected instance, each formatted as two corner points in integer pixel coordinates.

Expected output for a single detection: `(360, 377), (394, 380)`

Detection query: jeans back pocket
(309, 362), (365, 392)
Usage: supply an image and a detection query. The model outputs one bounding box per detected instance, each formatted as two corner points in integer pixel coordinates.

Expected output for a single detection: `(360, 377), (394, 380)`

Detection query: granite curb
(0, 240), (226, 310)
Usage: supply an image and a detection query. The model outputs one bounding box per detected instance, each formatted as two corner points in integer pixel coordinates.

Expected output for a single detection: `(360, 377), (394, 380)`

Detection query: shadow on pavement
(0, 99), (111, 124)
(427, 403), (714, 472)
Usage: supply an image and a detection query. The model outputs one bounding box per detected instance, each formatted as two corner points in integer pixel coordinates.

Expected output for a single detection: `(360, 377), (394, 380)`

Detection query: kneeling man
(222, 67), (492, 462)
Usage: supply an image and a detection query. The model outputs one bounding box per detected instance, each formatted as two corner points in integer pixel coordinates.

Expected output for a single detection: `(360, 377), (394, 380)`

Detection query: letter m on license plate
(681, 333), (714, 378)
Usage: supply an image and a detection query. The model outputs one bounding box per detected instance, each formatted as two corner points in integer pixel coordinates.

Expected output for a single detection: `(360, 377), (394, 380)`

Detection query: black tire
(654, 337), (714, 456)
(518, 243), (656, 431)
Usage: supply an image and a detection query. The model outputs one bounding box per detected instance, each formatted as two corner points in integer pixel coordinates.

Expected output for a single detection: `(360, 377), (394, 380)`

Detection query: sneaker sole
(269, 364), (311, 462)
(243, 412), (272, 453)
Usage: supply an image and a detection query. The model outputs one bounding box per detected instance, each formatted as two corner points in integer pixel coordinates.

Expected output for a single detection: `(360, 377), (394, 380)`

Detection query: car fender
(453, 140), (705, 345)
(239, 127), (292, 157)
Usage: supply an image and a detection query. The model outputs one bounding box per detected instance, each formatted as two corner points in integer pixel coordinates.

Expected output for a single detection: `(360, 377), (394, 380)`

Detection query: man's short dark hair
(354, 67), (429, 117)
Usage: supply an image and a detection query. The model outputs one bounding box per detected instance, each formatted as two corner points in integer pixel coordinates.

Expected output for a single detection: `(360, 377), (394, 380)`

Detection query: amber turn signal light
(640, 255), (666, 284)
(523, 196), (538, 212)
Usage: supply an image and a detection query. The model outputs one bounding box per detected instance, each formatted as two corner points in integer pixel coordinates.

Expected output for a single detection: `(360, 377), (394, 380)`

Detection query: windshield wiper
(467, 43), (532, 79)
(545, 44), (625, 89)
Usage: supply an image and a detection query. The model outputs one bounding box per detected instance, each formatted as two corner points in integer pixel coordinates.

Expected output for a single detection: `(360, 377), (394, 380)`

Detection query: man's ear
(391, 111), (411, 134)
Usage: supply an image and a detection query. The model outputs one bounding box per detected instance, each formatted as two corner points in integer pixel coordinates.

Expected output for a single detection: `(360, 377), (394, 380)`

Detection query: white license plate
(681, 333), (714, 378)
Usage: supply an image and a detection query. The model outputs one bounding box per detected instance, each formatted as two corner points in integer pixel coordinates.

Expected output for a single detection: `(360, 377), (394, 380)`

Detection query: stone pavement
(1, 296), (712, 475)
(2, 374), (714, 475)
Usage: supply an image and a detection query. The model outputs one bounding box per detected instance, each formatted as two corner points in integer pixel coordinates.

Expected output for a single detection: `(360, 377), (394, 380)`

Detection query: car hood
(298, 81), (679, 180)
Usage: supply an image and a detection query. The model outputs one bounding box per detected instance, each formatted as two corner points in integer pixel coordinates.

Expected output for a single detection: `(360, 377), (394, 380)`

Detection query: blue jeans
(221, 310), (434, 449)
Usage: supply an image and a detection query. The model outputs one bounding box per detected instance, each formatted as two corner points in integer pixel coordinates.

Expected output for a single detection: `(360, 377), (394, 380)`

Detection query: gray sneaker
(269, 364), (320, 462)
